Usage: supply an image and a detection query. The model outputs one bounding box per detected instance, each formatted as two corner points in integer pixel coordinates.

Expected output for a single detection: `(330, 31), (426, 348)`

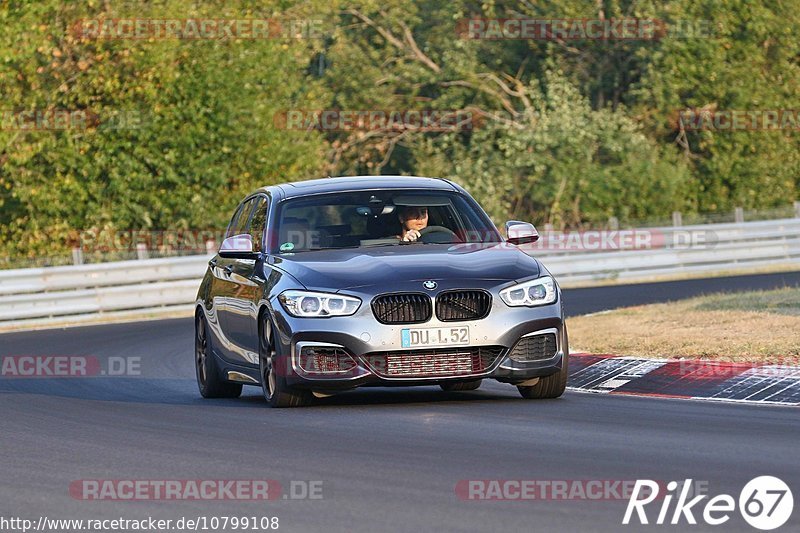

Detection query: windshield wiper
(361, 242), (401, 248)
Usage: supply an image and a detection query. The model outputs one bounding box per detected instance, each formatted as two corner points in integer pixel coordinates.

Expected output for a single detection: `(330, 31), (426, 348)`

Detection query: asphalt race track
(2, 272), (799, 532)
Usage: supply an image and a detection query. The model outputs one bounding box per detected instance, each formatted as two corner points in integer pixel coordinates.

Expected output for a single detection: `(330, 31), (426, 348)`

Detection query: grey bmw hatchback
(195, 176), (568, 407)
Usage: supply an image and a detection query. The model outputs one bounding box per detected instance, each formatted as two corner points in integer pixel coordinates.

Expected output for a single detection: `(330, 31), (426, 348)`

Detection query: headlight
(499, 276), (557, 307)
(278, 290), (361, 318)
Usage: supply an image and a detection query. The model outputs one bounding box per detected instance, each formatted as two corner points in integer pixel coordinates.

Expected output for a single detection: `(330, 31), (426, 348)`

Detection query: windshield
(272, 190), (501, 253)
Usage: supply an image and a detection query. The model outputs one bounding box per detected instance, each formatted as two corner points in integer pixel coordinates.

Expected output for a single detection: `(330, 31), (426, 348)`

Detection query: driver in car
(397, 205), (428, 242)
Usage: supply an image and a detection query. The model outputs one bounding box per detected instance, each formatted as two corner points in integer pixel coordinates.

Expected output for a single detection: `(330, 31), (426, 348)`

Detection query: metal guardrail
(0, 218), (798, 327)
(0, 255), (208, 296)
(0, 256), (209, 326)
(535, 218), (800, 283)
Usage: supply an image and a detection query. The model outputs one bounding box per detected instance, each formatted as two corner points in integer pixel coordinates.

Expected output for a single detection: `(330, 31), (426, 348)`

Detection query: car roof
(255, 176), (457, 200)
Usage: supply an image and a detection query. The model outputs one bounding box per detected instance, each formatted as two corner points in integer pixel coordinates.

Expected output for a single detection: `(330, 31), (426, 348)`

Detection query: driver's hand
(402, 230), (421, 242)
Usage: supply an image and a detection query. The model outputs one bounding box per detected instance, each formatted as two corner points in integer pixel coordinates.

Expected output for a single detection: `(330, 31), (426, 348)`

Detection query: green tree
(0, 0), (327, 261)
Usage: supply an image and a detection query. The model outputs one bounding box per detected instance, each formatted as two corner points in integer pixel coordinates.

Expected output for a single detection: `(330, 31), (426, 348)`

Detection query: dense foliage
(1, 0), (797, 262)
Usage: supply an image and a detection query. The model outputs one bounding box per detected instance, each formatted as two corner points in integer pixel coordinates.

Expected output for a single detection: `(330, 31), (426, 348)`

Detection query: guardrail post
(672, 211), (682, 227)
(734, 207), (744, 223)
(794, 201), (800, 218)
(136, 243), (149, 260)
(71, 247), (84, 265)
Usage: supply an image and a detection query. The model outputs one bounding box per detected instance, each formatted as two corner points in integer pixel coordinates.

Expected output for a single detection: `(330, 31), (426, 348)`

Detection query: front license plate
(401, 326), (470, 348)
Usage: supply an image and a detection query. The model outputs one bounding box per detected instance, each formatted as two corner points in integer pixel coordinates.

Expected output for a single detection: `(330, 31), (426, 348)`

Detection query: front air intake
(363, 346), (505, 377)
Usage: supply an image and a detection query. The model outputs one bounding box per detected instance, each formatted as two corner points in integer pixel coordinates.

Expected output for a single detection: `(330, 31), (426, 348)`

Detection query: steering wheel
(419, 225), (458, 244)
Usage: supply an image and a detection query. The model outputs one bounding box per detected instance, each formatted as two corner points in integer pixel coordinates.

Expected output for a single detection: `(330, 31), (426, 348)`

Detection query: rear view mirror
(505, 221), (539, 245)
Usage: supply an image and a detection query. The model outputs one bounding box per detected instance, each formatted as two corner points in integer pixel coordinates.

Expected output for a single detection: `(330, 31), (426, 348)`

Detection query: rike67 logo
(624, 476), (793, 530)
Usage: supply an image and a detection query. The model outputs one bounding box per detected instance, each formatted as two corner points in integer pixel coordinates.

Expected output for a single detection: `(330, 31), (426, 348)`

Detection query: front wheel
(259, 315), (313, 408)
(195, 313), (242, 399)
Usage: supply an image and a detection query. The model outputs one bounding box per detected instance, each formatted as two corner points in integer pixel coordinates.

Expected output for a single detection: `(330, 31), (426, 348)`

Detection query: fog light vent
(508, 333), (557, 362)
(298, 346), (357, 374)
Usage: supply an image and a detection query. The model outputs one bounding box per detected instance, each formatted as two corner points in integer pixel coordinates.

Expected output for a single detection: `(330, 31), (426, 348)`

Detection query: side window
(225, 198), (257, 240)
(225, 204), (246, 240)
(248, 197), (268, 252)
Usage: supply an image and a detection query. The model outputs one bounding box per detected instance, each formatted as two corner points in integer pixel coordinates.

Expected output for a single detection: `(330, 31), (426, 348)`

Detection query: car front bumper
(270, 279), (566, 390)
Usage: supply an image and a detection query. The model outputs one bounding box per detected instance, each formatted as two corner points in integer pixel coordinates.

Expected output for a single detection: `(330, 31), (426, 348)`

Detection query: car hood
(271, 243), (540, 290)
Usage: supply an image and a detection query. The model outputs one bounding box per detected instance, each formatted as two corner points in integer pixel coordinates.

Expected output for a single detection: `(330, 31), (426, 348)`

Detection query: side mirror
(219, 234), (256, 258)
(505, 221), (539, 245)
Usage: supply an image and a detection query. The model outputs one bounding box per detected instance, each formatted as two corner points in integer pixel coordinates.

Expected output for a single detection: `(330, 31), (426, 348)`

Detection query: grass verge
(569, 287), (800, 363)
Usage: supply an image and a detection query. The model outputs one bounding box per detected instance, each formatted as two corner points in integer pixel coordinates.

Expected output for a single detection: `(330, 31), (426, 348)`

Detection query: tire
(440, 380), (482, 392)
(259, 313), (313, 408)
(195, 313), (242, 399)
(517, 327), (569, 400)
